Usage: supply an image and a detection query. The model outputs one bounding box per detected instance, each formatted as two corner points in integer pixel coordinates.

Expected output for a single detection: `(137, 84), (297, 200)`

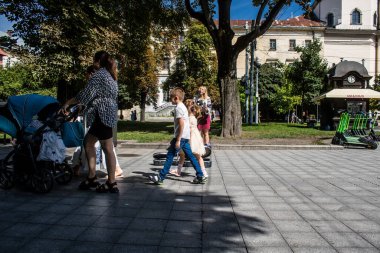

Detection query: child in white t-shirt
(149, 87), (206, 185)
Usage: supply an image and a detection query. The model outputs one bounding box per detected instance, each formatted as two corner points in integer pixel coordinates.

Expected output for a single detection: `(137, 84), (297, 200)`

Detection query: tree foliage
(269, 81), (301, 117)
(1, 0), (188, 111)
(258, 62), (286, 119)
(286, 39), (328, 111)
(122, 47), (159, 122)
(0, 62), (56, 100)
(164, 21), (219, 106)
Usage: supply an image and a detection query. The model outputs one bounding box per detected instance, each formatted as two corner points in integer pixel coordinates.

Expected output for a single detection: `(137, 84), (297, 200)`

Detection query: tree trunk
(219, 58), (242, 137)
(140, 93), (147, 122)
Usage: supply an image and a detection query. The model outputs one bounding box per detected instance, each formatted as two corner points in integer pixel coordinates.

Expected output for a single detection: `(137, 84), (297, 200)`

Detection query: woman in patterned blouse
(63, 51), (119, 193)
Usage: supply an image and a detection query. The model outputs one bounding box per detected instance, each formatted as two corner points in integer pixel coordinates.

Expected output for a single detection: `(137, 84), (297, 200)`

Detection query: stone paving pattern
(0, 146), (380, 252)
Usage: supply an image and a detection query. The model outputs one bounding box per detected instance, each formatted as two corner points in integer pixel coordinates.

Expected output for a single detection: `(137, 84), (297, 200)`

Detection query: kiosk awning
(314, 89), (380, 102)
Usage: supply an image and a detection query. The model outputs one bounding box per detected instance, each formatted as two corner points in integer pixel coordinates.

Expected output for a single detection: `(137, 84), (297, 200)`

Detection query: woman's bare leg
(202, 129), (210, 145)
(195, 153), (207, 177)
(84, 133), (98, 178)
(100, 138), (116, 183)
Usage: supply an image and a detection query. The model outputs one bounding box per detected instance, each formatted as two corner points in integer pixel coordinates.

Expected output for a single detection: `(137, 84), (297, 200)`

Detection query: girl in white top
(170, 99), (208, 177)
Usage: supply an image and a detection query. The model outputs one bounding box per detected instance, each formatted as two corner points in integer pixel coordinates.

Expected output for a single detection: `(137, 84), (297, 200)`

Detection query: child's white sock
(201, 167), (208, 177)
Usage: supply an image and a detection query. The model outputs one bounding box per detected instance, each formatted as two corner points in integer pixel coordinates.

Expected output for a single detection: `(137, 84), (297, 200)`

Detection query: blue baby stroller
(0, 94), (84, 193)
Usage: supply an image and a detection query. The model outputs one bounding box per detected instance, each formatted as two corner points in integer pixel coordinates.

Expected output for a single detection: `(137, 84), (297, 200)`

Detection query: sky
(0, 1), (303, 33)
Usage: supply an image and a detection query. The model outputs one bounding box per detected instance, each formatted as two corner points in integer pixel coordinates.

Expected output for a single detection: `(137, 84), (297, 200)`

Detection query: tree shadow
(0, 151), (269, 251)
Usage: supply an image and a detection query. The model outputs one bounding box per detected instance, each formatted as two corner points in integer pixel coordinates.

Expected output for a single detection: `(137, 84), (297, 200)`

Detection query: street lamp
(244, 21), (249, 124)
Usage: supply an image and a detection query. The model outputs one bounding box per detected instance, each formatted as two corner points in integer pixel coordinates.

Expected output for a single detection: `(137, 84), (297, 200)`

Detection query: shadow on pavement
(0, 172), (268, 252)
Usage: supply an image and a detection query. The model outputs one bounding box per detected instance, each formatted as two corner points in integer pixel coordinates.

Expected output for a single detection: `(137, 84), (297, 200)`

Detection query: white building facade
(315, 0), (380, 84)
(0, 31), (18, 68)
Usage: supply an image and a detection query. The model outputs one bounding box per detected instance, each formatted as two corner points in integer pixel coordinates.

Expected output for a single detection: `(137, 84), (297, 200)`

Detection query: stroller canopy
(8, 94), (60, 130)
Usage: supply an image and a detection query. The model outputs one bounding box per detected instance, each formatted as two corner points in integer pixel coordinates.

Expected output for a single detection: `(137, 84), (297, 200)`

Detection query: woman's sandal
(78, 176), (100, 190)
(96, 181), (119, 193)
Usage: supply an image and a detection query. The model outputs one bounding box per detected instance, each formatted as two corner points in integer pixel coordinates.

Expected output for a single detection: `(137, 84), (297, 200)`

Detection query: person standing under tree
(194, 86), (212, 147)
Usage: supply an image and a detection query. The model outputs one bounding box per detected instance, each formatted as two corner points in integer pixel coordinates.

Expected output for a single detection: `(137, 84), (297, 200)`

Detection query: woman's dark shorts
(88, 115), (113, 140)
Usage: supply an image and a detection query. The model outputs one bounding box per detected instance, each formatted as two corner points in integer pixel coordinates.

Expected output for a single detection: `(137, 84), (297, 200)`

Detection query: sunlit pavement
(0, 145), (380, 252)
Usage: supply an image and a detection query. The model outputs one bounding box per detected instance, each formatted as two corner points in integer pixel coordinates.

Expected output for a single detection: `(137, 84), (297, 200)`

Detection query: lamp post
(255, 58), (260, 124)
(249, 20), (256, 125)
(244, 21), (249, 124)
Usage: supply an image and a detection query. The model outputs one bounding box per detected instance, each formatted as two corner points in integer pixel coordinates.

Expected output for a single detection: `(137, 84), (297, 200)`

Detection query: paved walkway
(0, 146), (380, 252)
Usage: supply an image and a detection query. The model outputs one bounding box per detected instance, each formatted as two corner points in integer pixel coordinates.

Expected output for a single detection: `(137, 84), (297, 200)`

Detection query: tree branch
(233, 0), (287, 56)
(255, 0), (270, 28)
(184, 0), (206, 23)
(257, 0), (287, 37)
(311, 0), (322, 11)
(185, 0), (219, 48)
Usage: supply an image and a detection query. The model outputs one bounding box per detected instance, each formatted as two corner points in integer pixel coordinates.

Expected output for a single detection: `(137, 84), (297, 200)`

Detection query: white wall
(235, 28), (324, 79)
(338, 0), (376, 29)
(315, 0), (342, 26)
(323, 33), (377, 85)
(1, 55), (18, 68)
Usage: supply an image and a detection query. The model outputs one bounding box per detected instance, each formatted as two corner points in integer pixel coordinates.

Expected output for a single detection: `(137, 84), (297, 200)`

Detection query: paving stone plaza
(0, 145), (380, 252)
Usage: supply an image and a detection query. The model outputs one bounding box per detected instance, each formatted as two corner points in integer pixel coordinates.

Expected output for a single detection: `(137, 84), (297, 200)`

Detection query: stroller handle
(61, 104), (84, 122)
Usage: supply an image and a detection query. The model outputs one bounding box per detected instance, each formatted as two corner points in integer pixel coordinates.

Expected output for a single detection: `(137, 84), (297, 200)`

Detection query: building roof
(315, 88), (380, 101)
(272, 16), (324, 27)
(0, 48), (8, 57)
(216, 15), (324, 28)
(328, 61), (371, 78)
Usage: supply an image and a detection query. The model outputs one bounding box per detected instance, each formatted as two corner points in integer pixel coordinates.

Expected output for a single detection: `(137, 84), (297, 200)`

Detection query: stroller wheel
(0, 153), (16, 190)
(31, 169), (54, 193)
(54, 163), (73, 185)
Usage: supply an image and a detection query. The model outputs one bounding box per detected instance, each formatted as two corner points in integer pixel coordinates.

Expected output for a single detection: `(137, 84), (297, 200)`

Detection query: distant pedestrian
(149, 88), (206, 185)
(291, 111), (296, 124)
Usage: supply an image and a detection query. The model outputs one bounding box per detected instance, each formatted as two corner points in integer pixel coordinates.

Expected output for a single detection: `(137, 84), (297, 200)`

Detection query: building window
(374, 12), (377, 27)
(351, 9), (361, 25)
(305, 40), (311, 47)
(327, 13), (334, 27)
(269, 39), (276, 50)
(289, 39), (296, 51)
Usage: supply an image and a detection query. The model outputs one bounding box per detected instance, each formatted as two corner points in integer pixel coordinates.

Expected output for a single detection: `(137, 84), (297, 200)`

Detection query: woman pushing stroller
(62, 51), (119, 193)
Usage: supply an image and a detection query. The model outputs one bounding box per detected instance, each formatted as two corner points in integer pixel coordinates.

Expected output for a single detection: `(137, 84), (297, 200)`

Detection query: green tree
(286, 39), (328, 114)
(185, 0), (313, 137)
(122, 47), (159, 122)
(0, 62), (56, 100)
(269, 81), (301, 122)
(1, 0), (188, 109)
(259, 61), (286, 120)
(164, 21), (219, 106)
(370, 75), (380, 111)
(0, 34), (17, 51)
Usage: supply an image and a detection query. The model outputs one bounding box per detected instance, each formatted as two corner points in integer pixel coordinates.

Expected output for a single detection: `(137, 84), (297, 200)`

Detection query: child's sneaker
(149, 174), (163, 185)
(192, 176), (207, 184)
(201, 167), (208, 178)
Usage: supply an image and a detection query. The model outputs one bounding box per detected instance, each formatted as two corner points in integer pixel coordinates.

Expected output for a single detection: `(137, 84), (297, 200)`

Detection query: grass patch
(117, 121), (173, 143)
(241, 122), (335, 139)
(116, 120), (335, 143)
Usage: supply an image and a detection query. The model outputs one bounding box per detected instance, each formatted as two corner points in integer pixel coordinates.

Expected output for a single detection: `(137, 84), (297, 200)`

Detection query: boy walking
(149, 88), (207, 185)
